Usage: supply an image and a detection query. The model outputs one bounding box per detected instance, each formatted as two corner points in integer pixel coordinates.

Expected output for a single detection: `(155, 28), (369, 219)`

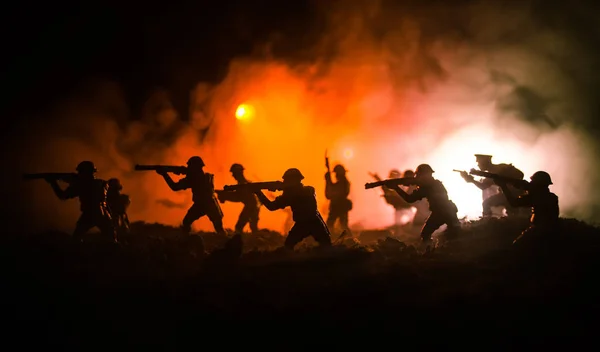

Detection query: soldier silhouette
(402, 169), (430, 228)
(254, 168), (332, 250)
(392, 164), (460, 244)
(47, 161), (117, 243)
(217, 163), (261, 234)
(496, 171), (559, 245)
(460, 154), (527, 218)
(325, 164), (352, 236)
(156, 156), (226, 237)
(107, 178), (131, 236)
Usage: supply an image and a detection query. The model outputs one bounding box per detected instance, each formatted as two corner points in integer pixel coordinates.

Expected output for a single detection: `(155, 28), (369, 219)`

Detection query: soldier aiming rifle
(229, 168), (331, 250)
(24, 161), (118, 243)
(215, 163), (261, 234)
(458, 154), (527, 218)
(482, 170), (559, 245)
(135, 156), (226, 242)
(367, 164), (459, 246)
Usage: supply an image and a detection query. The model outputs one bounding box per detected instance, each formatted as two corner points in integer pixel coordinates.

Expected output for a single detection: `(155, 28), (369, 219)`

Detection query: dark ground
(3, 217), (600, 348)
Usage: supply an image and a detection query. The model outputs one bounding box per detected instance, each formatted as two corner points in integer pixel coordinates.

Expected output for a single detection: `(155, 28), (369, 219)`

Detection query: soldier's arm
(254, 191), (286, 211)
(392, 185), (423, 203)
(469, 178), (492, 190)
(218, 191), (242, 203)
(497, 182), (530, 207)
(49, 181), (77, 200)
(162, 174), (188, 191)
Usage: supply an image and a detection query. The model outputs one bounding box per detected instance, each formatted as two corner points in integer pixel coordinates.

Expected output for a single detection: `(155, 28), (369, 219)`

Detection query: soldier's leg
(482, 193), (505, 217)
(96, 212), (118, 243)
(182, 204), (204, 235)
(326, 209), (338, 232)
(206, 207), (227, 236)
(443, 212), (461, 239)
(284, 224), (310, 250)
(311, 226), (332, 247)
(249, 208), (260, 234)
(339, 211), (352, 237)
(420, 213), (445, 243)
(235, 207), (251, 233)
(73, 213), (95, 241)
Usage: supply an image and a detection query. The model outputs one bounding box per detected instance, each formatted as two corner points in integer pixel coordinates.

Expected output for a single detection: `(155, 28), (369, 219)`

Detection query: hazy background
(2, 0), (599, 233)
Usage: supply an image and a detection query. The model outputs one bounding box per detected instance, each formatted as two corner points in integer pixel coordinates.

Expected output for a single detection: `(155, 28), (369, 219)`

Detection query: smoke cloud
(5, 0), (600, 233)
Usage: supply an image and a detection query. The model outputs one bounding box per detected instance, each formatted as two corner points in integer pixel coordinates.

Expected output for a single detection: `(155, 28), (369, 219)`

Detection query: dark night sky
(0, 0), (323, 123)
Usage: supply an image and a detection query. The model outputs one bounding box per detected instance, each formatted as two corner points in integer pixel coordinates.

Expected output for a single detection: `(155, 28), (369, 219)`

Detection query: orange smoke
(9, 1), (598, 233)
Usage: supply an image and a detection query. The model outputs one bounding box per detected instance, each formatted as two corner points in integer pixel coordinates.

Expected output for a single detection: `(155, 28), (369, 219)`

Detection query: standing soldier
(254, 168), (332, 250)
(47, 161), (117, 243)
(107, 178), (131, 236)
(156, 156), (226, 237)
(217, 163), (261, 234)
(325, 164), (352, 236)
(496, 171), (559, 245)
(391, 164), (460, 245)
(459, 154), (526, 218)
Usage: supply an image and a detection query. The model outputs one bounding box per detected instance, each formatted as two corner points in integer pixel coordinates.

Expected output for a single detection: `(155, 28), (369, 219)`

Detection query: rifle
(134, 164), (187, 175)
(23, 172), (77, 183)
(223, 181), (284, 192)
(365, 177), (419, 190)
(469, 169), (529, 189)
(325, 149), (330, 174)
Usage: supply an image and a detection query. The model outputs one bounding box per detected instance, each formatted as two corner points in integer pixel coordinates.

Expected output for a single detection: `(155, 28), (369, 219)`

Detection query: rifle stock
(23, 172), (77, 182)
(365, 177), (419, 190)
(223, 181), (284, 192)
(134, 164), (187, 175)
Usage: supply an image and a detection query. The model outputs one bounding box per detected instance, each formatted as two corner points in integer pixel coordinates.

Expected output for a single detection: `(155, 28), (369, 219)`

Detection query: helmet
(415, 164), (434, 175)
(230, 163), (244, 173)
(388, 169), (401, 178)
(282, 168), (304, 181)
(474, 154), (493, 161)
(530, 171), (553, 186)
(403, 169), (415, 178)
(76, 161), (97, 173)
(108, 178), (123, 191)
(333, 164), (346, 174)
(187, 156), (205, 167)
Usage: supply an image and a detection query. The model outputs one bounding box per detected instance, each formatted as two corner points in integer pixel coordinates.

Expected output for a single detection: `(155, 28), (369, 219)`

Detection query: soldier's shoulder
(303, 185), (316, 193)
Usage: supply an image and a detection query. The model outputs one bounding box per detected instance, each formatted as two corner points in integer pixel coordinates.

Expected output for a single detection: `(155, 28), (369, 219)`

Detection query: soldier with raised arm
(46, 161), (117, 243)
(495, 171), (559, 244)
(107, 178), (131, 236)
(216, 163), (261, 234)
(459, 154), (526, 218)
(391, 164), (460, 244)
(156, 156), (226, 237)
(325, 164), (352, 236)
(254, 168), (331, 250)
